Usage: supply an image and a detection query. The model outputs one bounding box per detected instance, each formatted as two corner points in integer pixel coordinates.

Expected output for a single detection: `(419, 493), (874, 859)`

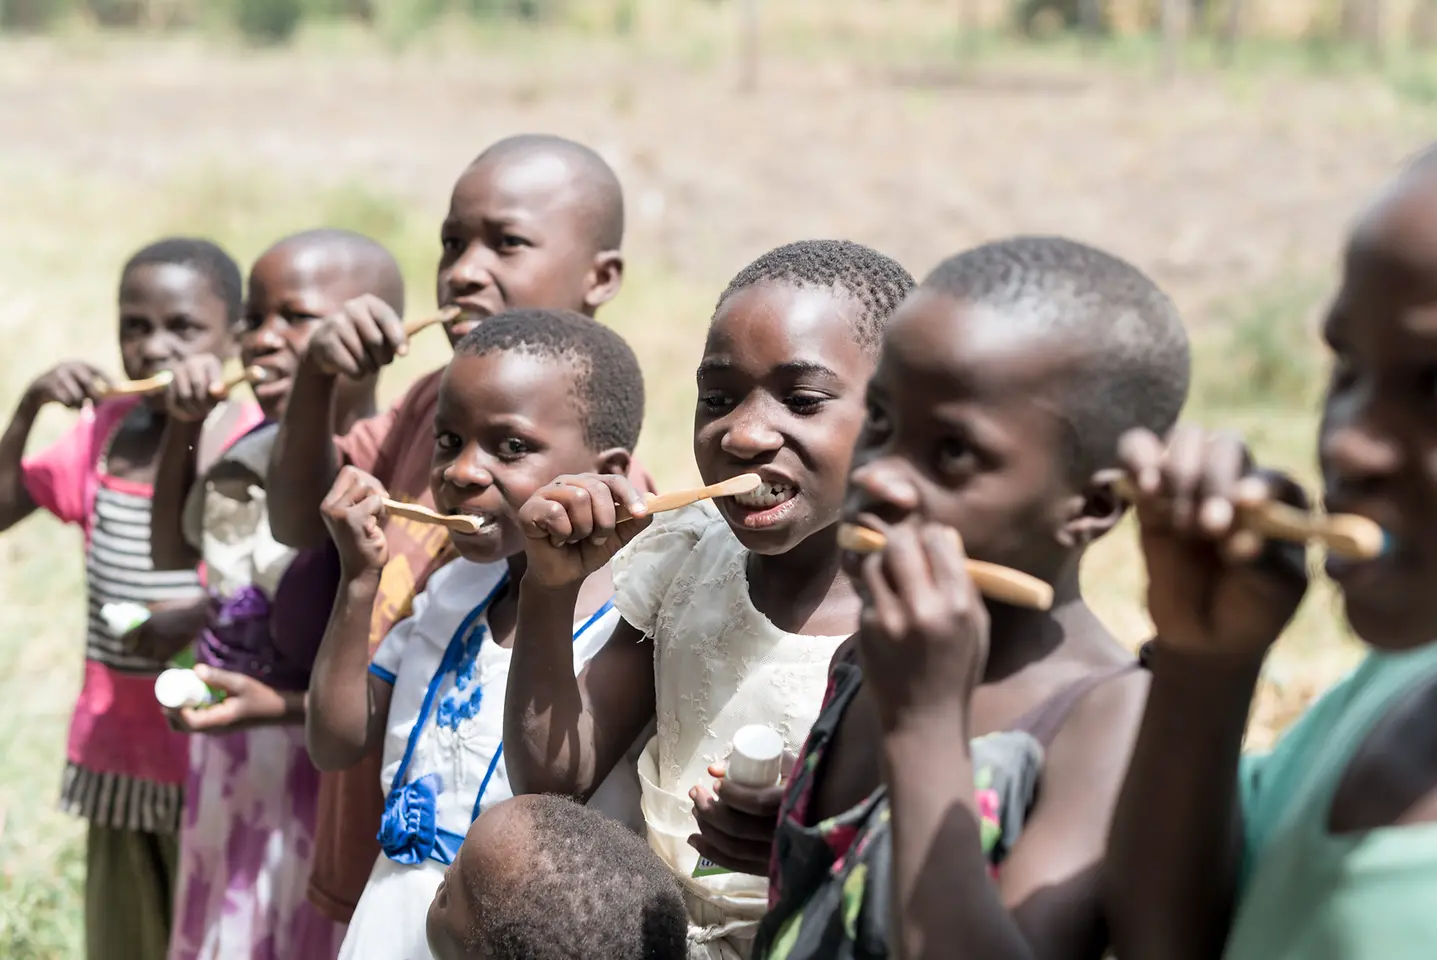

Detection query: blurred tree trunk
(739, 0), (758, 92)
(1414, 0), (1437, 51)
(1216, 0), (1244, 64)
(1161, 0), (1187, 79)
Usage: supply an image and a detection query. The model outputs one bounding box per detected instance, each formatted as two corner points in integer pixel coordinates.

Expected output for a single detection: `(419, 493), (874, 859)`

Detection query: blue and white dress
(339, 558), (635, 960)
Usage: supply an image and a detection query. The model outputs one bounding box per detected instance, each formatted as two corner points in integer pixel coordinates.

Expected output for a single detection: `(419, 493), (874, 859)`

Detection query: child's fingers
(690, 787), (776, 841)
(192, 663), (246, 696)
(921, 522), (972, 599)
(879, 524), (937, 615)
(713, 780), (784, 818)
(326, 314), (370, 377)
(595, 474), (649, 520)
(179, 699), (241, 733)
(1117, 428), (1165, 496)
(1196, 430), (1248, 538)
(568, 477), (622, 541)
(520, 495), (576, 544)
(1164, 424), (1209, 533)
(367, 297), (409, 357)
(859, 549), (906, 640)
(348, 302), (396, 373)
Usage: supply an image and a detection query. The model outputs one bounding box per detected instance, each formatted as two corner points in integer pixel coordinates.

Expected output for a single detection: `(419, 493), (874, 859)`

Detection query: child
(266, 134), (657, 924)
(425, 794), (688, 960)
(308, 310), (649, 959)
(1105, 149), (1437, 960)
(0, 238), (258, 960)
(507, 239), (916, 958)
(750, 237), (1192, 960)
(149, 229), (405, 960)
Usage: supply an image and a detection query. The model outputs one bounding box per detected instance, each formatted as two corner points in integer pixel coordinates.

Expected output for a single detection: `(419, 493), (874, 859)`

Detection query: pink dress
(165, 423), (346, 960)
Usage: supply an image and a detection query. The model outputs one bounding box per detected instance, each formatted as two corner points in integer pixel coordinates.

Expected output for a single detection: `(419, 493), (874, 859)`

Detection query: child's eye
(698, 392), (733, 415)
(861, 403), (892, 442)
(287, 312), (322, 326)
(440, 235), (464, 255)
(1328, 354), (1358, 393)
(784, 394), (826, 415)
(936, 438), (977, 475)
(243, 314), (265, 332)
(498, 235), (531, 251)
(434, 431), (462, 453)
(498, 437), (532, 459)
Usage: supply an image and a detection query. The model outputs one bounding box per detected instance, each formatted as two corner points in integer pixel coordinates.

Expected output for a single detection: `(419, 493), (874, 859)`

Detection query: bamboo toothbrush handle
(642, 484), (724, 515)
(381, 499), (482, 534)
(97, 371), (174, 398)
(836, 524), (1054, 610)
(207, 366), (264, 399)
(403, 306), (460, 338)
(1113, 477), (1384, 560)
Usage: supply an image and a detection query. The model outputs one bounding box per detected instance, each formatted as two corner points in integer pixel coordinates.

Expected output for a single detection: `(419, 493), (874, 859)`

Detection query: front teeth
(733, 482), (795, 508)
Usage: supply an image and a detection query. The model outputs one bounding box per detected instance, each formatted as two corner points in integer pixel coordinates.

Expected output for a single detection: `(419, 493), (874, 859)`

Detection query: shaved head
(469, 134), (624, 253)
(262, 228), (405, 314)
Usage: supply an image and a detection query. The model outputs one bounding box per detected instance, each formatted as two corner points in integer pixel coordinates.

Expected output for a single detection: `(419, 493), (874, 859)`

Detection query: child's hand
(122, 597), (208, 663)
(854, 522), (990, 732)
(163, 354), (226, 423)
(1118, 425), (1308, 665)
(321, 466), (391, 577)
(518, 474), (651, 589)
(304, 294), (408, 380)
(25, 361), (110, 410)
(688, 754), (797, 876)
(165, 665), (299, 734)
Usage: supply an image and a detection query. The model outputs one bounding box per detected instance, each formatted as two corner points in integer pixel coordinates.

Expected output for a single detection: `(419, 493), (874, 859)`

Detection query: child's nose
(447, 244), (495, 292)
(720, 411), (783, 459)
(1321, 420), (1403, 488)
(445, 451), (494, 489)
(849, 458), (921, 515)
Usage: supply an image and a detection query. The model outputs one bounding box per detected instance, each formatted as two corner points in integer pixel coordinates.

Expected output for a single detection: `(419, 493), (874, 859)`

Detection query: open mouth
(724, 480), (800, 529)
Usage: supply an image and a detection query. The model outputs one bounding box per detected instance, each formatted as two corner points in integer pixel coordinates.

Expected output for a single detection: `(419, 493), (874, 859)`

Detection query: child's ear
(592, 446), (632, 478)
(1055, 468), (1127, 549)
(583, 251), (624, 311)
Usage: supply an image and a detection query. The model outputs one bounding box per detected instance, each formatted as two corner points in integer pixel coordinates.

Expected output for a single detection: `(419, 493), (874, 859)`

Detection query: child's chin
(448, 532), (509, 565)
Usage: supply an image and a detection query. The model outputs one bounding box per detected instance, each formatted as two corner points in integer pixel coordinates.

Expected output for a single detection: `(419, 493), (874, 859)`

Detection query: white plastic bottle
(692, 724), (786, 879)
(154, 668), (218, 710)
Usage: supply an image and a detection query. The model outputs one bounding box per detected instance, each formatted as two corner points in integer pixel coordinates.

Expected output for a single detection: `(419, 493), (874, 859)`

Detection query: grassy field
(1, 11), (1432, 956)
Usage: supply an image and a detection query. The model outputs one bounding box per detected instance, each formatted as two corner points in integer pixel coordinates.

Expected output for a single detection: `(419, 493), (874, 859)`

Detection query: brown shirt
(306, 368), (658, 923)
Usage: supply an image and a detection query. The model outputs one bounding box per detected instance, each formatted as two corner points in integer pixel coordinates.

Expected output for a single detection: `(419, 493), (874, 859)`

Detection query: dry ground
(0, 16), (1432, 954)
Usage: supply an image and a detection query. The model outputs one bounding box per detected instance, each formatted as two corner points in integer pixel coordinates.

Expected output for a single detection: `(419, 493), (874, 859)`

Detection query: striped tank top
(59, 472), (204, 834)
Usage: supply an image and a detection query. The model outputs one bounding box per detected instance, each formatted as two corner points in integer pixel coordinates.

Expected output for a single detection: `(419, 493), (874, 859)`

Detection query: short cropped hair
(454, 309), (644, 453)
(715, 239), (916, 351)
(924, 236), (1190, 479)
(123, 237), (244, 327)
(469, 796), (686, 960)
(264, 228), (406, 314)
(472, 134), (625, 252)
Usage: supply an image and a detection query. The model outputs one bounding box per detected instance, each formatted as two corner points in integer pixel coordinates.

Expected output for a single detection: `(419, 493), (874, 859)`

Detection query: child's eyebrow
(773, 360), (841, 381)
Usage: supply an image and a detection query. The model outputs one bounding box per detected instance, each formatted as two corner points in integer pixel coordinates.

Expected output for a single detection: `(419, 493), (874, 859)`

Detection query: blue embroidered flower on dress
(435, 625), (489, 730)
(378, 772), (442, 865)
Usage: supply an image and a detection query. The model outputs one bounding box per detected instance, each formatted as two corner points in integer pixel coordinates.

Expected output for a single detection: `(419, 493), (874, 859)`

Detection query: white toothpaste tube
(154, 668), (218, 710)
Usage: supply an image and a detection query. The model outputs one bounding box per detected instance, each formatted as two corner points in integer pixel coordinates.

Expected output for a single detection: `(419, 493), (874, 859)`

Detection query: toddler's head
(426, 795), (686, 960)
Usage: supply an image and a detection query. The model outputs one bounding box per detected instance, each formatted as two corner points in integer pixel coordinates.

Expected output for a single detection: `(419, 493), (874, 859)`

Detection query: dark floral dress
(753, 653), (1141, 960)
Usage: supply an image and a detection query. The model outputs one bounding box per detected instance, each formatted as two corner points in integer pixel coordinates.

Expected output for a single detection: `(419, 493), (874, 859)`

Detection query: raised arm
(507, 585), (657, 799)
(267, 358), (341, 549)
(0, 362), (109, 533)
(1104, 652), (1258, 960)
(505, 473), (660, 800)
(269, 295), (411, 548)
(1103, 426), (1308, 960)
(306, 466), (395, 770)
(151, 355), (227, 571)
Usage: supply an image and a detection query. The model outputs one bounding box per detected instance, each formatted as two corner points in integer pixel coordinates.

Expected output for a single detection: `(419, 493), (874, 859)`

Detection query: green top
(1225, 641), (1437, 959)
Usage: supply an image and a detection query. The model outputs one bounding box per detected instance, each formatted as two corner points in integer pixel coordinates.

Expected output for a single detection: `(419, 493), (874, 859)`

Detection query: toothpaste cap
(725, 724), (785, 788)
(154, 668), (216, 710)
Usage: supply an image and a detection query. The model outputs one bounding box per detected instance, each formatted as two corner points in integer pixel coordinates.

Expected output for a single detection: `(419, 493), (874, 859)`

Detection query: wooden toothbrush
(836, 524), (1056, 611)
(381, 499), (485, 535)
(1112, 477), (1386, 561)
(97, 364), (266, 401)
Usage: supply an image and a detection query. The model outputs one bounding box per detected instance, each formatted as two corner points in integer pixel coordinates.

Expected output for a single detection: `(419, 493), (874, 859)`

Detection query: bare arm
(151, 418), (202, 571)
(267, 359), (340, 549)
(306, 568), (392, 770)
(880, 670), (1148, 960)
(504, 577), (657, 800)
(0, 392), (43, 533)
(1104, 651), (1260, 960)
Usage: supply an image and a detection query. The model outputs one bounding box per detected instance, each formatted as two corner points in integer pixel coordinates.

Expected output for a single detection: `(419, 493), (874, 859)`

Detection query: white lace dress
(613, 501), (847, 960)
